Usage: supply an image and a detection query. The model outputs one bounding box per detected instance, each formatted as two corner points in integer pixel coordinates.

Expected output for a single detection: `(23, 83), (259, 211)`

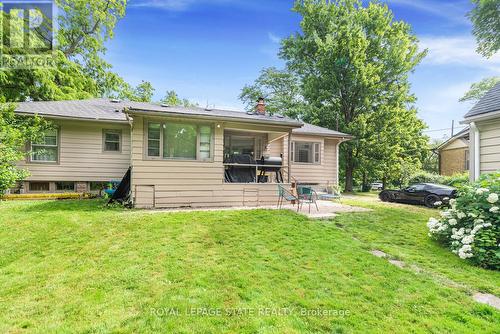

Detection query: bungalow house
(462, 82), (500, 180)
(436, 127), (470, 176)
(12, 98), (351, 208)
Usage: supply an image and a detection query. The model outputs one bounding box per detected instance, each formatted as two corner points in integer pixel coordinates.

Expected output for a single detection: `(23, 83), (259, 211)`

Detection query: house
(12, 98), (351, 208)
(462, 82), (500, 180)
(436, 127), (469, 176)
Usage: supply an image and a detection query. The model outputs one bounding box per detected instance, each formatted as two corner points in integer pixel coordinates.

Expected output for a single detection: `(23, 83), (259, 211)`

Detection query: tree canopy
(460, 76), (500, 103)
(469, 0), (500, 58)
(0, 0), (136, 102)
(0, 104), (52, 194)
(161, 90), (199, 107)
(241, 0), (429, 190)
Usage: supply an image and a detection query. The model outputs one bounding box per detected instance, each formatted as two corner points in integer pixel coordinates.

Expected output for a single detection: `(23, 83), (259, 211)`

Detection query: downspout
(287, 130), (292, 183)
(470, 122), (480, 181)
(125, 111), (134, 205)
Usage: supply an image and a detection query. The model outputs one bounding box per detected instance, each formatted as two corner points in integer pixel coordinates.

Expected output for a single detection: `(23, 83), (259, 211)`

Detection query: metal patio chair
(297, 185), (319, 213)
(277, 184), (300, 212)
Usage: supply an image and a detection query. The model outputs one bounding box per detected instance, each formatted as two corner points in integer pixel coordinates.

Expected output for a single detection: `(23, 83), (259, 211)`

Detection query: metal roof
(13, 99), (355, 138)
(464, 82), (500, 119)
(14, 98), (302, 127)
(292, 123), (352, 138)
(14, 98), (128, 122)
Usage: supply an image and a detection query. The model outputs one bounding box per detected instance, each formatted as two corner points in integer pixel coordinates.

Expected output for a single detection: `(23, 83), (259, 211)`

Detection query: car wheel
(380, 192), (390, 202)
(424, 195), (439, 208)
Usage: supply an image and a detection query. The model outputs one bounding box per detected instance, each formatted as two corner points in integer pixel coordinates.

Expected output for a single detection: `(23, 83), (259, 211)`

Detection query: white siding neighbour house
(12, 99), (351, 208)
(462, 83), (500, 180)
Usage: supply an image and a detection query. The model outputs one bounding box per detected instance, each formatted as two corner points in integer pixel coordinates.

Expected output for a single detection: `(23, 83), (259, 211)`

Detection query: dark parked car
(379, 183), (457, 208)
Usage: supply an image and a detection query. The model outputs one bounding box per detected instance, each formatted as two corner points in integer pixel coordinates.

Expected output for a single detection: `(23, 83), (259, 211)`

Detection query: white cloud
(268, 32), (281, 44)
(130, 0), (197, 11)
(388, 0), (470, 25)
(419, 35), (500, 73)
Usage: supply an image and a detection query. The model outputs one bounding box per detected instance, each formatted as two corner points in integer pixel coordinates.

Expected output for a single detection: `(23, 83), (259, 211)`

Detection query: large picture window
(147, 121), (213, 160)
(291, 141), (320, 164)
(31, 129), (58, 162)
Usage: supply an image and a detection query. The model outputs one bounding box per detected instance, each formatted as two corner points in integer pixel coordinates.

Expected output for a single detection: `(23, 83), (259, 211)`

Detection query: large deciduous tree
(239, 67), (305, 118)
(260, 0), (428, 191)
(0, 0), (129, 102)
(469, 0), (500, 58)
(0, 104), (52, 194)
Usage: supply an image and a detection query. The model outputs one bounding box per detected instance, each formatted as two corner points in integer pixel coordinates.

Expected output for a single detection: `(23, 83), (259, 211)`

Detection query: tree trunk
(382, 175), (387, 190)
(345, 148), (354, 192)
(362, 171), (368, 192)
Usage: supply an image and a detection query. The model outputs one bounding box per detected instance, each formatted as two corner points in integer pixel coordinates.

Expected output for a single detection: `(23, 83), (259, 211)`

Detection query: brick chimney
(256, 97), (266, 115)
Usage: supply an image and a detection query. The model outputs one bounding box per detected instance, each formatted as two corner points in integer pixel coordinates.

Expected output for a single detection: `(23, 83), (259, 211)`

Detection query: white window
(103, 130), (121, 152)
(291, 141), (320, 164)
(147, 121), (213, 161)
(31, 129), (58, 162)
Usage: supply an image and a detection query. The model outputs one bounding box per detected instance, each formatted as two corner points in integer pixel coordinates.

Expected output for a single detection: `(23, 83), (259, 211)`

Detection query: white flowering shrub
(427, 172), (499, 270)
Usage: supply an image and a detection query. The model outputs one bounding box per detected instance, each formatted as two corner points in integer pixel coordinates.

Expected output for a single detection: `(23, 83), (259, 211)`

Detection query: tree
(0, 104), (52, 194)
(0, 0), (129, 102)
(239, 67), (305, 118)
(161, 90), (199, 107)
(469, 0), (500, 58)
(459, 76), (500, 103)
(56, 0), (128, 95)
(131, 81), (155, 102)
(279, 0), (427, 191)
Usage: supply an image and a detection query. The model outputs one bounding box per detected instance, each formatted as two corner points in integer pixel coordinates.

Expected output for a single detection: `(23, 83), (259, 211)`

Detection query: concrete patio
(141, 200), (370, 219)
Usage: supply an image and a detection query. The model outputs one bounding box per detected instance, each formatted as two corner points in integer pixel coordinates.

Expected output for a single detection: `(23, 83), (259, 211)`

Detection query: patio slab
(139, 200), (369, 219)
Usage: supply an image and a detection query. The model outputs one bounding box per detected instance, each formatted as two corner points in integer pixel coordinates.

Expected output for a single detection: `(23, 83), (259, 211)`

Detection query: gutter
(14, 111), (129, 124)
(461, 109), (500, 124)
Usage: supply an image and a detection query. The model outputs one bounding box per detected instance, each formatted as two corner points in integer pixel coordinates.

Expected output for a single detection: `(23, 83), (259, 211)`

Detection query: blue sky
(105, 0), (500, 139)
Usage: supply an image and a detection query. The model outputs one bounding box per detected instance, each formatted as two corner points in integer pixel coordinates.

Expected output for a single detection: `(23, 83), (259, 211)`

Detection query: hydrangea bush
(427, 172), (499, 270)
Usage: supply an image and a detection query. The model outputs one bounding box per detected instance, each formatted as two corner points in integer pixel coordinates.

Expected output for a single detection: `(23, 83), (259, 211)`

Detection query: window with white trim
(291, 141), (320, 164)
(31, 129), (58, 162)
(103, 130), (121, 152)
(147, 121), (213, 160)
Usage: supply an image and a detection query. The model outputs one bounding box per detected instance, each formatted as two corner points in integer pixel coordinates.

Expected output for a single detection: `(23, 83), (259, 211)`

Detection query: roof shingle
(464, 82), (500, 119)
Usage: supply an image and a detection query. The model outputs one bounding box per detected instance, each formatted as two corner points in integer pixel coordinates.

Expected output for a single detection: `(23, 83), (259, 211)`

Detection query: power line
(423, 125), (467, 133)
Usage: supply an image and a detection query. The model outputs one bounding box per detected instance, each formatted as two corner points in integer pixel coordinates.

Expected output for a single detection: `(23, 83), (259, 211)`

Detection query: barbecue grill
(258, 156), (283, 183)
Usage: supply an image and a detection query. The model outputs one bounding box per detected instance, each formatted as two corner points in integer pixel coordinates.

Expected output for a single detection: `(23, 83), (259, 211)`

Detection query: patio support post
(287, 130), (292, 183)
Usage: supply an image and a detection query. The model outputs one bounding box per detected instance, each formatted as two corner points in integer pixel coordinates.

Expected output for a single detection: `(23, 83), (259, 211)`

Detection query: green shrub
(408, 171), (444, 185)
(408, 171), (469, 187)
(427, 172), (500, 270)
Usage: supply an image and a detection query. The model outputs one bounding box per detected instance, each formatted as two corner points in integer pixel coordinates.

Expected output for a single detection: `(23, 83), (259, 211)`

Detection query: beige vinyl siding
(131, 115), (287, 208)
(478, 119), (500, 173)
(269, 134), (339, 188)
(18, 120), (131, 182)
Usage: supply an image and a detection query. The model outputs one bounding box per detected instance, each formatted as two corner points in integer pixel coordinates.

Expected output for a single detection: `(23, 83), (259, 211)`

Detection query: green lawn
(0, 199), (498, 333)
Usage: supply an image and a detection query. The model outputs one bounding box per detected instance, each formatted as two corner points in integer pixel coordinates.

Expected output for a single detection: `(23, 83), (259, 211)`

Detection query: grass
(0, 199), (498, 333)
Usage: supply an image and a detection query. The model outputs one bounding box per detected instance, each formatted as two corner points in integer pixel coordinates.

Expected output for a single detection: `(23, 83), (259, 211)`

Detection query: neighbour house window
(147, 121), (213, 160)
(29, 182), (49, 192)
(291, 141), (320, 164)
(31, 129), (58, 162)
(55, 181), (75, 192)
(103, 130), (121, 152)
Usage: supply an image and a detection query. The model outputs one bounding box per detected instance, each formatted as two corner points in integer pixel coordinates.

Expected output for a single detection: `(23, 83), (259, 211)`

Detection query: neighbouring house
(436, 127), (470, 176)
(462, 82), (500, 180)
(12, 98), (351, 208)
